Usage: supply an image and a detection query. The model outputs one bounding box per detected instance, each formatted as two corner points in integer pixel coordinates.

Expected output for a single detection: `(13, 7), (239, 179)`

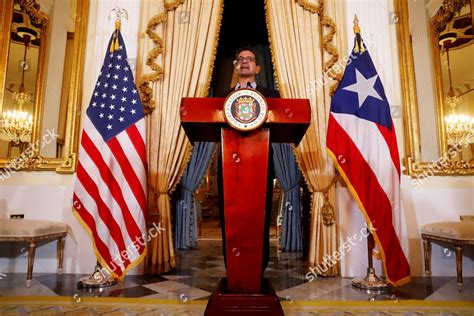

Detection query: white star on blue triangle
(342, 68), (383, 108)
(330, 36), (393, 130)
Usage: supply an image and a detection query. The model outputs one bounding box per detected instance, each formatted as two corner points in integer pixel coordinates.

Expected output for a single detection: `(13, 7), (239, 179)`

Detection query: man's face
(235, 50), (260, 78)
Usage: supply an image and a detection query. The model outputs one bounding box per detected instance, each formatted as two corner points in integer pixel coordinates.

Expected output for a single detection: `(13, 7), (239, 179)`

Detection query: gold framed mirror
(0, 0), (89, 173)
(395, 0), (473, 176)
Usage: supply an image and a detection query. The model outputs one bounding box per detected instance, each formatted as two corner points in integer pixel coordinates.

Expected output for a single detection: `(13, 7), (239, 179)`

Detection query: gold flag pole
(77, 6), (129, 291)
(349, 15), (391, 293)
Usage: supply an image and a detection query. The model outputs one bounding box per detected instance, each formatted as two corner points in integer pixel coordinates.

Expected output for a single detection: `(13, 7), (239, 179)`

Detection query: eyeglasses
(235, 56), (256, 64)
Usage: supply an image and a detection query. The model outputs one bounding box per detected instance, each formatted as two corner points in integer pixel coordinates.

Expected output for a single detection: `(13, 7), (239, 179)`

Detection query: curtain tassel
(321, 191), (336, 226)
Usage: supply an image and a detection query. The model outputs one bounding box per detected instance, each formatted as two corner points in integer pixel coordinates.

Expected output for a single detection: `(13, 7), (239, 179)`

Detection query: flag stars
(131, 99), (137, 105)
(93, 91), (99, 97)
(109, 104), (115, 110)
(115, 64), (121, 70)
(112, 84), (118, 90)
(117, 54), (122, 60)
(119, 117), (124, 122)
(99, 113), (104, 118)
(106, 73), (111, 78)
(123, 76), (128, 82)
(121, 96), (127, 102)
(119, 106), (125, 112)
(124, 66), (129, 71)
(113, 74), (119, 80)
(108, 63), (112, 68)
(96, 81), (101, 87)
(108, 114), (114, 120)
(92, 102), (97, 107)
(104, 83), (108, 88)
(130, 109), (136, 115)
(100, 103), (105, 108)
(111, 94), (116, 100)
(132, 89), (137, 94)
(101, 93), (107, 99)
(107, 124), (112, 130)
(122, 87), (128, 92)
(342, 68), (383, 108)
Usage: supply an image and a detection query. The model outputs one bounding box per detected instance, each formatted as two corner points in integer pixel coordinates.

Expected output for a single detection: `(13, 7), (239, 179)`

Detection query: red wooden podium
(180, 96), (310, 315)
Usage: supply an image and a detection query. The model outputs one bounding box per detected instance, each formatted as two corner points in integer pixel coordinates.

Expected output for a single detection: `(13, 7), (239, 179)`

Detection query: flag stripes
(73, 30), (147, 279)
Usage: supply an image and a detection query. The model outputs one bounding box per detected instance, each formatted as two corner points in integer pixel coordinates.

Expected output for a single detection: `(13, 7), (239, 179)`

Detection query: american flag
(326, 32), (410, 286)
(73, 30), (147, 279)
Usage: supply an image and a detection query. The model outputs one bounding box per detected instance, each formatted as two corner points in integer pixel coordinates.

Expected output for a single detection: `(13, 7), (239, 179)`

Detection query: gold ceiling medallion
(430, 0), (468, 34)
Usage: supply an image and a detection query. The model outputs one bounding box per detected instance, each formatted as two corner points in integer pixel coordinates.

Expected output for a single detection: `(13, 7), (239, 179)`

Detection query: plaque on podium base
(204, 278), (284, 316)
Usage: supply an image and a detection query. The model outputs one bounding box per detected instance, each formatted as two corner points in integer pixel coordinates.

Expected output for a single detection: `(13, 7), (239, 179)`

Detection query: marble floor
(0, 240), (472, 303)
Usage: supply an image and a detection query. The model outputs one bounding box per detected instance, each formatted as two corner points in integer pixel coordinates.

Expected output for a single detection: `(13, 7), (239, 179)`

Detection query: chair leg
(27, 241), (36, 288)
(455, 246), (463, 291)
(422, 238), (432, 277)
(57, 236), (65, 274)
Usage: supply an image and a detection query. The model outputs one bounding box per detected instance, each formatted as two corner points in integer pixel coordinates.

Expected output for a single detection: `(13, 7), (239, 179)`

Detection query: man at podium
(217, 47), (280, 273)
(180, 56), (309, 312)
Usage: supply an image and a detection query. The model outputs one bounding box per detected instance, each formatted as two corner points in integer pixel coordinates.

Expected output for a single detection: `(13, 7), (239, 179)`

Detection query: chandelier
(0, 27), (36, 144)
(443, 48), (474, 145)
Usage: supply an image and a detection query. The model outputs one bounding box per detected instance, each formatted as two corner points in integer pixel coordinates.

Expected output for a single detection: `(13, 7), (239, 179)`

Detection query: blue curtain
(175, 142), (215, 249)
(272, 143), (302, 251)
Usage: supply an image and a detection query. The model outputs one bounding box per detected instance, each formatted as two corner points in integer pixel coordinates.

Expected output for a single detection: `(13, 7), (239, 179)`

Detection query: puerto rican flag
(326, 33), (410, 286)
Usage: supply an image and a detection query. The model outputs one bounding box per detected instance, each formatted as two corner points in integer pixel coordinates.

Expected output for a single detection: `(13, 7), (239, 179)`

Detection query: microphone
(246, 82), (252, 88)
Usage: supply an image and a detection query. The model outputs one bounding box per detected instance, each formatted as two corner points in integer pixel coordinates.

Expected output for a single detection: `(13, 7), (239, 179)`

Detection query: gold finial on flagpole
(108, 7), (128, 52)
(353, 14), (360, 34)
(353, 14), (365, 53)
(115, 19), (121, 31)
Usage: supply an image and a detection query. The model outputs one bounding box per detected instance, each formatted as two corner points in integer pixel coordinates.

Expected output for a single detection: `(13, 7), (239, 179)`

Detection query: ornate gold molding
(0, 0), (88, 173)
(395, 0), (473, 176)
(15, 0), (49, 26)
(430, 0), (469, 35)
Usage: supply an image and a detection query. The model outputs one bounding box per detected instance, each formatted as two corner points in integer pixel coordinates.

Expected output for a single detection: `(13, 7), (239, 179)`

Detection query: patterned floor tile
(143, 280), (192, 293)
(1, 240), (472, 303)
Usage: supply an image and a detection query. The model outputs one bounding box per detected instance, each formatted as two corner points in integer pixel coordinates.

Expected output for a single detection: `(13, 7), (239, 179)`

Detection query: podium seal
(223, 88), (268, 131)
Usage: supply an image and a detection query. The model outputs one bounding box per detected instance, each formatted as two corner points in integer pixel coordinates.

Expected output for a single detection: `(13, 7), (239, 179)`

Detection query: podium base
(204, 278), (283, 316)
